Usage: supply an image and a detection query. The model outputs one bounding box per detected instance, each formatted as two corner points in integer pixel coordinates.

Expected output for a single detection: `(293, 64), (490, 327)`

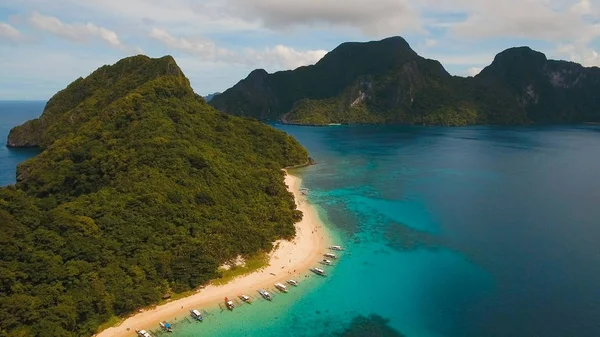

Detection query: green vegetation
(210, 37), (600, 126)
(212, 253), (269, 286)
(1, 55), (308, 336)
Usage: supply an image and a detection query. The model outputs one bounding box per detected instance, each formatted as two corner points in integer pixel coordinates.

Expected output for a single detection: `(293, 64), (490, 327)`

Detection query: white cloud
(467, 67), (482, 76)
(424, 39), (437, 48)
(227, 0), (421, 36)
(150, 28), (327, 70)
(0, 22), (24, 42)
(29, 12), (128, 50)
(557, 44), (600, 67)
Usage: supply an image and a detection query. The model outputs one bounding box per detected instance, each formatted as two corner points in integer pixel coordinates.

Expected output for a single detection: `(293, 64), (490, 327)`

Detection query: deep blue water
(2, 102), (600, 336)
(0, 101), (44, 186)
(276, 124), (600, 337)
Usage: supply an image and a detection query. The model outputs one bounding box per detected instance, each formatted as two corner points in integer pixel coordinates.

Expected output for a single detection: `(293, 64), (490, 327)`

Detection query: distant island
(1, 55), (309, 336)
(210, 36), (600, 126)
(203, 92), (221, 102)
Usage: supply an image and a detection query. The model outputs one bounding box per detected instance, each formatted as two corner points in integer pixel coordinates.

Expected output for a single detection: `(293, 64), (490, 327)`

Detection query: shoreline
(96, 170), (330, 337)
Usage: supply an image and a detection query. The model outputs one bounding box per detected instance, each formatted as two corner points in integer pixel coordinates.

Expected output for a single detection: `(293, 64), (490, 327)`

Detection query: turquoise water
(0, 101), (44, 186)
(2, 104), (600, 336)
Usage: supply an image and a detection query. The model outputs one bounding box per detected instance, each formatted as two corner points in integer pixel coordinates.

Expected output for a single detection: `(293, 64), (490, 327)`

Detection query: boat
(310, 267), (327, 276)
(287, 279), (299, 286)
(329, 245), (344, 251)
(225, 297), (234, 310)
(320, 259), (333, 266)
(239, 294), (252, 303)
(190, 309), (203, 322)
(299, 188), (309, 195)
(258, 289), (272, 301)
(136, 330), (152, 337)
(324, 253), (337, 259)
(274, 282), (289, 293)
(160, 321), (173, 332)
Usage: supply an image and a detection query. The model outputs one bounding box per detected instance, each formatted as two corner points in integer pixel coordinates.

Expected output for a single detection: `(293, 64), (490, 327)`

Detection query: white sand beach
(96, 171), (330, 337)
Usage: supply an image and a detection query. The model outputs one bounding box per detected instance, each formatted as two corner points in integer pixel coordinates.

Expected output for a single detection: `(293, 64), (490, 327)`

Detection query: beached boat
(225, 297), (234, 310)
(329, 245), (344, 251)
(239, 294), (252, 303)
(136, 329), (152, 337)
(310, 267), (327, 276)
(275, 282), (289, 293)
(324, 253), (337, 259)
(287, 279), (299, 286)
(258, 289), (273, 301)
(160, 321), (173, 332)
(190, 309), (203, 322)
(320, 259), (333, 266)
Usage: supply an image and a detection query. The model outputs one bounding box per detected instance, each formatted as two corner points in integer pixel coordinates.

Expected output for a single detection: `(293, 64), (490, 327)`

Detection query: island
(210, 36), (600, 126)
(1, 55), (315, 336)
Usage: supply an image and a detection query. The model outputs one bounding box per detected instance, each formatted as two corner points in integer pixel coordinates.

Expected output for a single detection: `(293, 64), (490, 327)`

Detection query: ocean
(2, 102), (600, 336)
(0, 101), (44, 186)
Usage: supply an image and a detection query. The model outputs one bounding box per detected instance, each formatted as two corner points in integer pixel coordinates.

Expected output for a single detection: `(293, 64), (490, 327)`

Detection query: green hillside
(1, 55), (308, 336)
(210, 37), (600, 126)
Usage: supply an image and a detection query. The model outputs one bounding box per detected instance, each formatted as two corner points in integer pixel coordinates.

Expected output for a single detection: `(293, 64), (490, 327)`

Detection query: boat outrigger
(274, 282), (289, 293)
(320, 259), (333, 266)
(310, 267), (327, 276)
(225, 297), (234, 310)
(136, 329), (152, 337)
(329, 245), (344, 251)
(258, 289), (272, 301)
(190, 309), (203, 322)
(160, 321), (173, 332)
(287, 279), (299, 286)
(324, 253), (337, 259)
(239, 294), (252, 303)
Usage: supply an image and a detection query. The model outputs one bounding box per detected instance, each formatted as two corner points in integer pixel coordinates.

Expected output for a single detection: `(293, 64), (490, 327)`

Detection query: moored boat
(274, 282), (288, 293)
(160, 321), (173, 332)
(136, 329), (152, 337)
(324, 253), (337, 259)
(190, 309), (203, 322)
(258, 289), (273, 301)
(320, 259), (333, 266)
(310, 267), (327, 276)
(287, 279), (298, 286)
(225, 297), (234, 310)
(329, 245), (344, 251)
(239, 294), (252, 303)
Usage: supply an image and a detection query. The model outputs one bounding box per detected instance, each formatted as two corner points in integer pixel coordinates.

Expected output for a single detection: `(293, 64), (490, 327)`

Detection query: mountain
(210, 37), (600, 126)
(1, 55), (308, 336)
(204, 92), (221, 102)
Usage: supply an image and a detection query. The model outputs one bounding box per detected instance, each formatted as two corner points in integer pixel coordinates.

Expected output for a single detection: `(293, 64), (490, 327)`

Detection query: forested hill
(1, 55), (308, 336)
(209, 36), (600, 126)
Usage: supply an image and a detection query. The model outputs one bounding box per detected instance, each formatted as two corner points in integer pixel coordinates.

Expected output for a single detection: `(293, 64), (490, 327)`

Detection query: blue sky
(0, 0), (599, 100)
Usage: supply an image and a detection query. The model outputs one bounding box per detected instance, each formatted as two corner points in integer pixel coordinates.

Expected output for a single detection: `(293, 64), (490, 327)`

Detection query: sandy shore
(96, 171), (329, 337)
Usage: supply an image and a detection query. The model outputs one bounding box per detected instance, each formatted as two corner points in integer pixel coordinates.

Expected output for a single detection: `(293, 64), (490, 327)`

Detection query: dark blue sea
(0, 101), (44, 186)
(2, 101), (600, 336)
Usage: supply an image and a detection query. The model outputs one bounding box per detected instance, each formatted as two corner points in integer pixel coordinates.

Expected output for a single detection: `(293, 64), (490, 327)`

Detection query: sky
(0, 0), (599, 100)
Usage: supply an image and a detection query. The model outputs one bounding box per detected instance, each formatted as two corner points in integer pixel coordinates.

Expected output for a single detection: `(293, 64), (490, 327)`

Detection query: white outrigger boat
(224, 297), (234, 311)
(310, 267), (327, 276)
(239, 294), (252, 303)
(324, 253), (337, 259)
(286, 279), (299, 286)
(190, 309), (203, 322)
(320, 259), (333, 266)
(136, 329), (152, 337)
(258, 289), (272, 301)
(329, 245), (344, 251)
(160, 321), (173, 332)
(274, 282), (289, 293)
